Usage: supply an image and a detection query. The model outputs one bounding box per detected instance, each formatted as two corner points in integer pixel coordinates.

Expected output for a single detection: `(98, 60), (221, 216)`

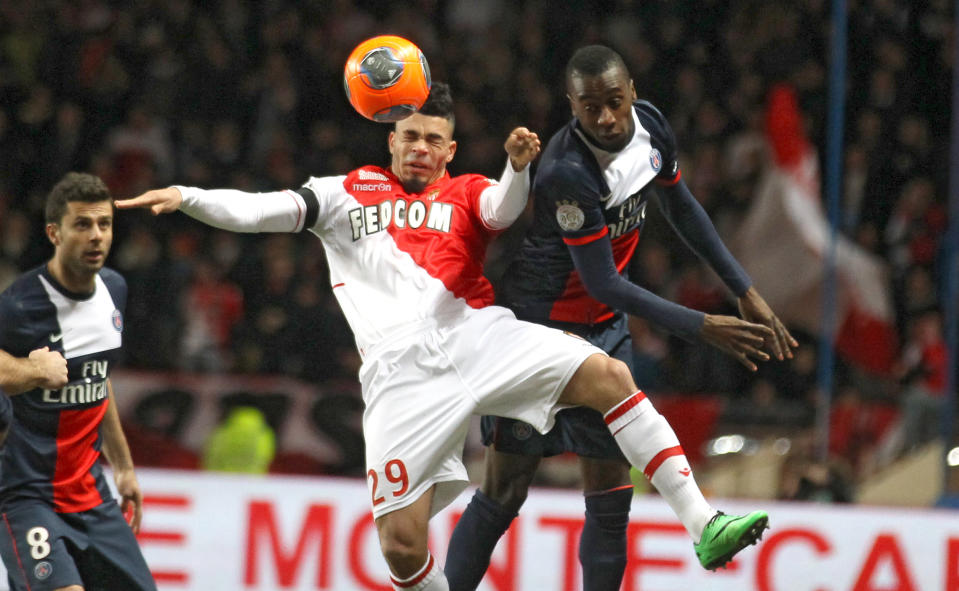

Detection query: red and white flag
(730, 84), (897, 374)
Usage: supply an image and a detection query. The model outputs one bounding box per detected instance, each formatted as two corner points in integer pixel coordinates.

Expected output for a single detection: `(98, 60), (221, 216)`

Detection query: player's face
(47, 200), (114, 282)
(389, 113), (457, 194)
(567, 66), (637, 152)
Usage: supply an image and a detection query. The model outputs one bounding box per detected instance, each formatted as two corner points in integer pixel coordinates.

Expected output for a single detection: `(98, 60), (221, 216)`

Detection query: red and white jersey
(179, 163), (526, 357)
(302, 166), (502, 354)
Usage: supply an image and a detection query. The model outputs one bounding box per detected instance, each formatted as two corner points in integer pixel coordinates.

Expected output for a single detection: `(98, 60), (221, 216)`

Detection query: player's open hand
(28, 347), (67, 390)
(114, 187), (183, 216)
(505, 127), (541, 171)
(737, 287), (798, 361)
(701, 314), (776, 372)
(114, 468), (144, 534)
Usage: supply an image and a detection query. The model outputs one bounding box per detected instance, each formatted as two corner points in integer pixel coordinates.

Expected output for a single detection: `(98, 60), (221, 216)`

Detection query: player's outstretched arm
(505, 127), (541, 171)
(114, 187), (183, 216)
(101, 379), (143, 533)
(700, 314), (775, 372)
(737, 287), (798, 360)
(118, 184), (313, 234)
(0, 347), (68, 394)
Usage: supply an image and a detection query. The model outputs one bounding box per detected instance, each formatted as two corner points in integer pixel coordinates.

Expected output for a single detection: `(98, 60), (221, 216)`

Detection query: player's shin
(445, 489), (517, 591)
(604, 392), (714, 541)
(391, 554), (449, 591)
(580, 486), (632, 591)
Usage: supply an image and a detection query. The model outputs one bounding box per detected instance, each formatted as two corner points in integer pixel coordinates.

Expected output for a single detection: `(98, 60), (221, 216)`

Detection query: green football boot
(694, 510), (769, 570)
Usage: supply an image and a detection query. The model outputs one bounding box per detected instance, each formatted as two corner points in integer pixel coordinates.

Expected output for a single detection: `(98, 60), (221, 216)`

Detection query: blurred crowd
(0, 0), (955, 493)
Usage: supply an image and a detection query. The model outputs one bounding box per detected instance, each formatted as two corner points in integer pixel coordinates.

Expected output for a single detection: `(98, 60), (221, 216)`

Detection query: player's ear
(388, 130), (396, 155)
(566, 94), (575, 116)
(45, 223), (60, 246)
(446, 140), (457, 162)
(629, 80), (637, 101)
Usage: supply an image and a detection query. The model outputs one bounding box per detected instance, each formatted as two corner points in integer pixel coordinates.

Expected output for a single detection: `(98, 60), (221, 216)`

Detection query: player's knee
(482, 474), (532, 513)
(585, 357), (637, 412)
(54, 585), (84, 591)
(377, 519), (428, 573)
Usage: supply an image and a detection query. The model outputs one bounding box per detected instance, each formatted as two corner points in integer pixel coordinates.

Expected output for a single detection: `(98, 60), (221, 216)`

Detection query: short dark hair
(416, 81), (455, 127)
(566, 45), (629, 87)
(45, 172), (112, 224)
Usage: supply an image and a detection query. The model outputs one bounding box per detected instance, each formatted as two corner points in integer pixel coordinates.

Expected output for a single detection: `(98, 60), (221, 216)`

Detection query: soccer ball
(343, 35), (432, 123)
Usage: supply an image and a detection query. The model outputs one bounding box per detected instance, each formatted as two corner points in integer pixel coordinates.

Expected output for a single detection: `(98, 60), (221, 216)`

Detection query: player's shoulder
(0, 266), (46, 303)
(537, 122), (601, 190)
(344, 165), (393, 184)
(97, 266), (126, 293)
(633, 100), (674, 139)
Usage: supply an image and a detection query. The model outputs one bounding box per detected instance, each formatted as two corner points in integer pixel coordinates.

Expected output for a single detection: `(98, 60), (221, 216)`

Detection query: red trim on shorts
(655, 169), (682, 186)
(604, 391), (647, 425)
(3, 513), (31, 591)
(563, 226), (609, 246)
(391, 554), (434, 588)
(643, 445), (685, 479)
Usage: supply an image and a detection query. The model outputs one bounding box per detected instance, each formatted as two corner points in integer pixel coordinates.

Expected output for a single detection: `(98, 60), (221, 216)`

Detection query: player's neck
(46, 258), (96, 295)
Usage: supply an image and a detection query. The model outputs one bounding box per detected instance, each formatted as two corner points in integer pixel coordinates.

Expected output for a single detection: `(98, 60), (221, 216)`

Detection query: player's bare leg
(375, 486), (449, 590)
(55, 586), (83, 591)
(560, 353), (768, 570)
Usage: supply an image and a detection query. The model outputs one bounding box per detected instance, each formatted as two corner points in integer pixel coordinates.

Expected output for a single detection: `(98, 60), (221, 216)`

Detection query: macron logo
(358, 170), (389, 181)
(679, 467), (691, 477)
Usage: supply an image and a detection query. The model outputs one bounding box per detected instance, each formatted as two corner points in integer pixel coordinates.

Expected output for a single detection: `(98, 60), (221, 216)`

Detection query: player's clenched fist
(29, 346), (68, 389)
(505, 127), (541, 171)
(114, 187), (183, 216)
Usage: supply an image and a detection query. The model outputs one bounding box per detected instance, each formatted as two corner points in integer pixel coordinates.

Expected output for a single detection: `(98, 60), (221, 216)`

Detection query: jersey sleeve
(534, 160), (608, 245)
(100, 268), (128, 316)
(636, 101), (682, 186)
(299, 175), (347, 235)
(0, 289), (26, 356)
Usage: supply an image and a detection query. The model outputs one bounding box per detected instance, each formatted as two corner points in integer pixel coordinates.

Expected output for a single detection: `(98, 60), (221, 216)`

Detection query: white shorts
(360, 305), (603, 519)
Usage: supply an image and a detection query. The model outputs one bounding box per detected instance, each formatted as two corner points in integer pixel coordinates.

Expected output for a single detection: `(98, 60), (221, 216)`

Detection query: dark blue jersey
(0, 265), (126, 512)
(500, 100), (682, 325)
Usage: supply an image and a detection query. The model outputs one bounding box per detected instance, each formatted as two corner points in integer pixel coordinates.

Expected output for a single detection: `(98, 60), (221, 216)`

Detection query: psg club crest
(511, 421), (533, 441)
(34, 561), (52, 580)
(649, 148), (662, 172)
(112, 309), (123, 332)
(555, 200), (585, 232)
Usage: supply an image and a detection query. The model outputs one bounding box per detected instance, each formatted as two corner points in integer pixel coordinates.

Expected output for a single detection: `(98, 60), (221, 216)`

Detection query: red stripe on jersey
(344, 167), (498, 308)
(548, 229), (640, 324)
(655, 169), (682, 186)
(563, 226), (609, 245)
(604, 391), (647, 425)
(643, 445), (685, 479)
(53, 402), (108, 512)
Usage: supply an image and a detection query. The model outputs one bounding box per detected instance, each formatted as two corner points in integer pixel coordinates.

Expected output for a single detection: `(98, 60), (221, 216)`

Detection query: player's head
(389, 82), (457, 194)
(44, 172), (114, 286)
(566, 45), (637, 152)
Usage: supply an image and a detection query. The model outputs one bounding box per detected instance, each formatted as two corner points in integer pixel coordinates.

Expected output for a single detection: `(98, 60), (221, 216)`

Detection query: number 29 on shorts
(368, 459), (409, 506)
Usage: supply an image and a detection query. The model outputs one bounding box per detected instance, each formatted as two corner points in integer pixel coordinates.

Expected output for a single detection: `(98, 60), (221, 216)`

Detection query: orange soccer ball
(343, 35), (432, 123)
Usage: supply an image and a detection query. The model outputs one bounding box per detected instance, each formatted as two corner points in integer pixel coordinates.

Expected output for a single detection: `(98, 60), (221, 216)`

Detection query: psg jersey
(0, 265), (126, 512)
(499, 100), (681, 325)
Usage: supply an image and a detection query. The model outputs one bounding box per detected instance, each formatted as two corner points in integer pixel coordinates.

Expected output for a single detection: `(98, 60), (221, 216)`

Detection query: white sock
(390, 554), (449, 591)
(605, 391), (715, 541)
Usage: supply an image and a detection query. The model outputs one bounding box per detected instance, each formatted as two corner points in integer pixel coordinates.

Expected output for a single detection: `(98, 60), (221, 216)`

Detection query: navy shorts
(0, 500), (156, 591)
(481, 314), (632, 459)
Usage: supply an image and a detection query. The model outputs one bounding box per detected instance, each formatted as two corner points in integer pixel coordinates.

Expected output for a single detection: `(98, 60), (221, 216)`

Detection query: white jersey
(178, 162), (526, 357)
